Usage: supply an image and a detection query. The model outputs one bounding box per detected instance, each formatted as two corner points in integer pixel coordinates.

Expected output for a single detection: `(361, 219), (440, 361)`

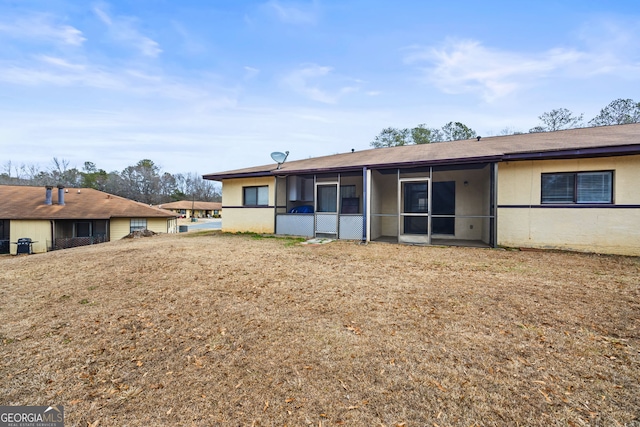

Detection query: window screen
(541, 171), (612, 204)
(577, 172), (612, 203)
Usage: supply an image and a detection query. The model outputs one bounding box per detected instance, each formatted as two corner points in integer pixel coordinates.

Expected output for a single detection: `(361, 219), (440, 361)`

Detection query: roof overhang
(503, 144), (640, 161)
(207, 155), (505, 180)
(203, 170), (277, 181)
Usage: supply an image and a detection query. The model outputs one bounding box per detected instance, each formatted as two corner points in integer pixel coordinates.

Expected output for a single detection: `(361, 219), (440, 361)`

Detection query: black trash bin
(16, 238), (34, 255)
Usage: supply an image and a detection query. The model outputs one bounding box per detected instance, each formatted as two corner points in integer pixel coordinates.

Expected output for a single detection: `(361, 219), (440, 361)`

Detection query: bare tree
(2, 158), (219, 203)
(120, 159), (163, 204)
(499, 126), (523, 135)
(46, 158), (83, 187)
(589, 98), (640, 126)
(174, 172), (221, 202)
(530, 108), (583, 132)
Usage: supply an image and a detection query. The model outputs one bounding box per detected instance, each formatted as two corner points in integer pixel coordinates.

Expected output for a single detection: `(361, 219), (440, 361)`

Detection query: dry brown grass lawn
(1, 232), (639, 426)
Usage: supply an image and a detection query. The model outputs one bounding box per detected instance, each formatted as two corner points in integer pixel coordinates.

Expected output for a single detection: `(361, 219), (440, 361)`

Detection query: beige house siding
(147, 218), (171, 234)
(221, 207), (275, 233)
(497, 155), (640, 256)
(10, 220), (51, 254)
(110, 218), (131, 240)
(110, 217), (174, 239)
(222, 177), (275, 206)
(221, 177), (276, 233)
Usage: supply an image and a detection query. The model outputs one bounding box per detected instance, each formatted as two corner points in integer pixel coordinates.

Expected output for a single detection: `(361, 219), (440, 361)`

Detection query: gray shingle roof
(203, 124), (640, 181)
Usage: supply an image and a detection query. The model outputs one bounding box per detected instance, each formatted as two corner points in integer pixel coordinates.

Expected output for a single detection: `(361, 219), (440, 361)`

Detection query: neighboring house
(158, 200), (222, 218)
(0, 185), (178, 255)
(203, 123), (640, 256)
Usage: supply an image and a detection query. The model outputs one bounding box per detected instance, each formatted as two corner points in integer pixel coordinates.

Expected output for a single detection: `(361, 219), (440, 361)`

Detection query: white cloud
(0, 15), (85, 46)
(37, 55), (86, 71)
(573, 18), (640, 78)
(171, 21), (207, 55)
(93, 6), (112, 26)
(244, 66), (260, 80)
(93, 4), (162, 58)
(405, 39), (586, 102)
(406, 26), (640, 103)
(263, 0), (318, 25)
(0, 56), (238, 106)
(0, 62), (127, 89)
(282, 64), (359, 104)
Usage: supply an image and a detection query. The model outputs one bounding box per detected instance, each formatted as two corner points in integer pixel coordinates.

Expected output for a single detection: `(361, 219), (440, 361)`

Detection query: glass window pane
(317, 185), (337, 212)
(244, 186), (269, 206)
(257, 186), (269, 205)
(577, 172), (612, 203)
(244, 188), (255, 205)
(541, 174), (574, 203)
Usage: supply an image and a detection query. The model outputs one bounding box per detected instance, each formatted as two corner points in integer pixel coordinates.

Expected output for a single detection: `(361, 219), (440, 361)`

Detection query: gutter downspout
(273, 176), (278, 235)
(362, 167), (367, 242)
(50, 220), (55, 252)
(490, 162), (498, 248)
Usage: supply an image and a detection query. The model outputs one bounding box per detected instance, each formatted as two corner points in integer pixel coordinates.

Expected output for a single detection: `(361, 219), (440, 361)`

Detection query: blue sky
(1, 1), (639, 175)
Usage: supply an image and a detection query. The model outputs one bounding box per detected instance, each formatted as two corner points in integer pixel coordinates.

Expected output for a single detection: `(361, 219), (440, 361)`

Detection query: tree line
(0, 158), (221, 205)
(371, 98), (640, 148)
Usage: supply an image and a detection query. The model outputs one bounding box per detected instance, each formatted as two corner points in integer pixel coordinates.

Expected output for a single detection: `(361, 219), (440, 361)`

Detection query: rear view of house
(204, 124), (640, 256)
(0, 185), (178, 255)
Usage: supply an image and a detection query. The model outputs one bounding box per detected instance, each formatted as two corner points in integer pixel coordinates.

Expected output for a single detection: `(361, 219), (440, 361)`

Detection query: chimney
(45, 186), (53, 205)
(57, 185), (65, 205)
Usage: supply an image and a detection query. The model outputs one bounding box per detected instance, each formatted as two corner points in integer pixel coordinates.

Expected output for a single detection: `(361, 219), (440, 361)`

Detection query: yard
(1, 232), (638, 426)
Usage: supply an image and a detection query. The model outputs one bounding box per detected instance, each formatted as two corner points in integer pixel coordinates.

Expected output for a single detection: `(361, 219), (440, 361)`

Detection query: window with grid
(130, 219), (148, 232)
(243, 186), (269, 206)
(541, 171), (612, 204)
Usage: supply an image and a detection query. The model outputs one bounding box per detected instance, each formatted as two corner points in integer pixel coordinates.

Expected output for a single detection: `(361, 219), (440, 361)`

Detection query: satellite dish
(270, 151), (289, 169)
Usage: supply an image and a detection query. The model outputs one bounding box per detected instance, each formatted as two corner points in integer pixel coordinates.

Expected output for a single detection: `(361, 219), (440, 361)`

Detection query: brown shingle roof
(0, 186), (178, 220)
(158, 200), (222, 210)
(203, 124), (640, 180)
